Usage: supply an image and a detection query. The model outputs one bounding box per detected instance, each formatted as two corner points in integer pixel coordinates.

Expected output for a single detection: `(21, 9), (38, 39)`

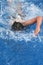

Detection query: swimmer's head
(11, 21), (24, 31)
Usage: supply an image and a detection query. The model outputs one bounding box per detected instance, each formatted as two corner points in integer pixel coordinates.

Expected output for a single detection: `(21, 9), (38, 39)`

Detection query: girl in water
(10, 16), (42, 36)
(7, 0), (42, 36)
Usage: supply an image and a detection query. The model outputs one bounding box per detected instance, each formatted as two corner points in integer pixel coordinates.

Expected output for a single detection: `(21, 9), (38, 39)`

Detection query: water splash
(0, 27), (43, 42)
(0, 1), (43, 42)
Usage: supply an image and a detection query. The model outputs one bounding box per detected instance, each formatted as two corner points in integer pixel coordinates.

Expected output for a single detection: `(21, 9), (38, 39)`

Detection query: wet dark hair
(11, 21), (24, 31)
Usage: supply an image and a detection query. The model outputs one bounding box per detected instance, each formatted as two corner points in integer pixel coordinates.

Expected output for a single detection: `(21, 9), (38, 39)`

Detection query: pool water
(0, 0), (43, 65)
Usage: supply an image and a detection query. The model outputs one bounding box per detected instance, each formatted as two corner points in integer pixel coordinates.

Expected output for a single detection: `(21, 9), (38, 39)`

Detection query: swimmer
(7, 0), (42, 36)
(9, 16), (42, 36)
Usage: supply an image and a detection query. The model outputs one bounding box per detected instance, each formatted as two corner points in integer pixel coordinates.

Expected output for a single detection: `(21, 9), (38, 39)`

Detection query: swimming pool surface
(0, 0), (43, 65)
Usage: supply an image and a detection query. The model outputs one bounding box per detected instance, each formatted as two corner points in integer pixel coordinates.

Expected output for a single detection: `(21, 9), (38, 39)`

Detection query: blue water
(0, 0), (43, 65)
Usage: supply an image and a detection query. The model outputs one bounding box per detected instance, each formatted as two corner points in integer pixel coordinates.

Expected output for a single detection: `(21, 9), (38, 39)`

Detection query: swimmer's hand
(30, 31), (37, 37)
(31, 28), (40, 37)
(34, 28), (40, 36)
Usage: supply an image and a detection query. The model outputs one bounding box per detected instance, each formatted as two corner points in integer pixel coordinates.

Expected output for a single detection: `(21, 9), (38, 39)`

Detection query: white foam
(0, 27), (43, 42)
(0, 1), (43, 42)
